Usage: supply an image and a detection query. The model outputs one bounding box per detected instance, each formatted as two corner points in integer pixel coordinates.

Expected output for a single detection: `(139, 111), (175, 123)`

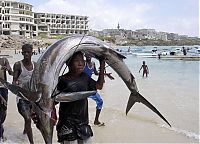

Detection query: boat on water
(132, 52), (158, 58)
(187, 46), (200, 54)
(117, 51), (133, 55)
(115, 47), (133, 55)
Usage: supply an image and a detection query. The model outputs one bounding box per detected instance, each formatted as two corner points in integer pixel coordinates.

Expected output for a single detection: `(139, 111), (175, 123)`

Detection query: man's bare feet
(94, 121), (105, 126)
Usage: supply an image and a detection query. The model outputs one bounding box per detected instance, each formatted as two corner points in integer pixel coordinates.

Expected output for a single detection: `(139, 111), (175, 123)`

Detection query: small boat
(116, 51), (133, 55)
(187, 46), (200, 54)
(132, 52), (158, 58)
(115, 48), (133, 55)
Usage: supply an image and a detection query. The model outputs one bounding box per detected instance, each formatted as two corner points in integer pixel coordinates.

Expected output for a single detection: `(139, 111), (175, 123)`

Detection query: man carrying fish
(32, 51), (106, 143)
(13, 44), (35, 144)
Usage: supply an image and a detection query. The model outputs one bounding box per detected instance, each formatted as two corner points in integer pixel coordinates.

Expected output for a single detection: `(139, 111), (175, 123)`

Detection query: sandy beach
(1, 49), (199, 143)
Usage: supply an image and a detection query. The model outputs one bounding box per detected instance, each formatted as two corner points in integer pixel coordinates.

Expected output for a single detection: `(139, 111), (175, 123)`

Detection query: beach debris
(0, 35), (171, 143)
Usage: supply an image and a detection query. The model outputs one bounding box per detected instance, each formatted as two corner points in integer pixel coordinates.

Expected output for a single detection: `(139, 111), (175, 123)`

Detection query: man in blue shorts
(83, 55), (114, 126)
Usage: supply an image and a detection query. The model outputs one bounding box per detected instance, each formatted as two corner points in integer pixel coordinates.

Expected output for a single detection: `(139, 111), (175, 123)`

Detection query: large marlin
(0, 35), (171, 143)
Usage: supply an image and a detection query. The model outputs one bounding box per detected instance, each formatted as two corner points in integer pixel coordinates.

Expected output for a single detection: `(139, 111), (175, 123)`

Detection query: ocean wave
(159, 124), (200, 140)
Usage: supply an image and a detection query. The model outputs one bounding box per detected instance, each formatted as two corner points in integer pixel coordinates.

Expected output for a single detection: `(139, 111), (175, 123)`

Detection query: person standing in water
(13, 44), (35, 144)
(0, 57), (13, 141)
(139, 61), (149, 77)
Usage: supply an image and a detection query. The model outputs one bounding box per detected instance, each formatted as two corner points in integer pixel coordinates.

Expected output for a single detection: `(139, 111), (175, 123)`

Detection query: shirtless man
(13, 44), (35, 144)
(139, 61), (149, 77)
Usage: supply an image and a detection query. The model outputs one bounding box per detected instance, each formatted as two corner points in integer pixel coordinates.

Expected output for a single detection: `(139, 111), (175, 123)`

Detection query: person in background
(38, 47), (41, 54)
(83, 55), (114, 126)
(139, 61), (149, 77)
(12, 44), (35, 144)
(182, 47), (187, 55)
(0, 57), (13, 141)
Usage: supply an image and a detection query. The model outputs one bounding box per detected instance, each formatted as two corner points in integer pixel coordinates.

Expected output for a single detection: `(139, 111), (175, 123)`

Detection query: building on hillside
(167, 33), (180, 40)
(135, 29), (157, 39)
(0, 0), (34, 37)
(131, 31), (145, 40)
(34, 13), (89, 37)
(102, 29), (121, 37)
(88, 29), (103, 37)
(157, 32), (168, 41)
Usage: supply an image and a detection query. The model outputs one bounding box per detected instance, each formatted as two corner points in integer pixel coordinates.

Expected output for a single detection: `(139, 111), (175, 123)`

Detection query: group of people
(0, 43), (149, 143)
(0, 44), (115, 144)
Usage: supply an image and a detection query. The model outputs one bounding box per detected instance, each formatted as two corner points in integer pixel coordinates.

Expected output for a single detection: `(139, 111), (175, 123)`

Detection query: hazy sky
(20, 0), (199, 37)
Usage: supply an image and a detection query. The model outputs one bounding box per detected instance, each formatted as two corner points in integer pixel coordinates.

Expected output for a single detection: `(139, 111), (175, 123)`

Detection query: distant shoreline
(0, 35), (199, 51)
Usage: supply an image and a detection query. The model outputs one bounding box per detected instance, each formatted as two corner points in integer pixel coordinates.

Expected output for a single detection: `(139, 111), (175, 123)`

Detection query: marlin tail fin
(126, 92), (171, 127)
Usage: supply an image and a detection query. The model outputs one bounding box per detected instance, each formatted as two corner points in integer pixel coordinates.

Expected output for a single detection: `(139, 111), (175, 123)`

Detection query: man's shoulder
(13, 61), (21, 69)
(14, 61), (21, 65)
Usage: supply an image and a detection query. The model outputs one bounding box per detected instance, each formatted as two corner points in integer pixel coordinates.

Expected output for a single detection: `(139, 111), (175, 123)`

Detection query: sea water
(1, 48), (199, 143)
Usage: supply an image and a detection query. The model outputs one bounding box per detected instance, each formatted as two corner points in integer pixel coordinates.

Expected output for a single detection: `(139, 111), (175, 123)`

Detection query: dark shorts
(0, 88), (8, 125)
(17, 99), (32, 120)
(57, 118), (93, 142)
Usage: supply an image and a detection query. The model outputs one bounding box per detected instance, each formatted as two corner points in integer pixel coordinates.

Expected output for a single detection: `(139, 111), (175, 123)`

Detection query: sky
(20, 0), (199, 37)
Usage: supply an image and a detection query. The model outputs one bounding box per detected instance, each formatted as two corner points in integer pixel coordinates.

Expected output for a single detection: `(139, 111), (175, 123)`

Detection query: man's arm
(96, 59), (105, 90)
(103, 68), (114, 80)
(1, 58), (13, 76)
(12, 62), (21, 85)
(139, 66), (142, 73)
(94, 62), (114, 80)
(92, 62), (99, 76)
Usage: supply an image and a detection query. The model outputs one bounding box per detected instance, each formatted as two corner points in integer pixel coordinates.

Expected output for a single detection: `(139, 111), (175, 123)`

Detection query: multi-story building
(34, 13), (89, 36)
(0, 0), (34, 37)
(0, 0), (89, 37)
(135, 29), (157, 39)
(167, 33), (180, 40)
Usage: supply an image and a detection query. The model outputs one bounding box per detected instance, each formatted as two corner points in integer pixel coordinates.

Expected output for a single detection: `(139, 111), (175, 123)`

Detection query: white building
(0, 0), (89, 37)
(0, 0), (34, 37)
(34, 13), (89, 36)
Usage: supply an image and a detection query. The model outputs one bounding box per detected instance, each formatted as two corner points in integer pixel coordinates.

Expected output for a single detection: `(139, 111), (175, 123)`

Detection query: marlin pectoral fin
(126, 92), (171, 127)
(54, 91), (97, 102)
(0, 78), (40, 102)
